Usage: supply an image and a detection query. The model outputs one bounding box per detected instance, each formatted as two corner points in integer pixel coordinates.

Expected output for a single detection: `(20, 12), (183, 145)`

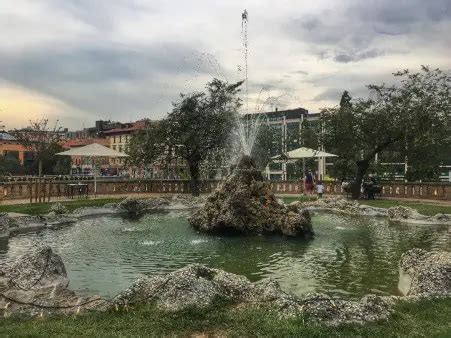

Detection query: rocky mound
(189, 156), (313, 237)
(298, 196), (386, 217)
(116, 197), (170, 214)
(398, 248), (451, 296)
(1, 246), (445, 326)
(0, 246), (108, 317)
(388, 206), (451, 225)
(115, 264), (300, 315)
(300, 293), (395, 326)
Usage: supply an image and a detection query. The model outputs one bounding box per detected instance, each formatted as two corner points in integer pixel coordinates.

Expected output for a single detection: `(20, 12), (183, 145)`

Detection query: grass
(281, 196), (451, 216)
(0, 198), (125, 215)
(0, 298), (449, 337)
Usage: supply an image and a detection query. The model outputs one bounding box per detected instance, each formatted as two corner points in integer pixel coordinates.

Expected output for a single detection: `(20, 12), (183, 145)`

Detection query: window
(112, 145), (116, 150)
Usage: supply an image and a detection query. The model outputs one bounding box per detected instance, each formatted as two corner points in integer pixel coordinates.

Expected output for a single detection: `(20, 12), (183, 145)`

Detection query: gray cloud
(286, 0), (451, 63)
(0, 0), (450, 128)
(333, 49), (385, 63)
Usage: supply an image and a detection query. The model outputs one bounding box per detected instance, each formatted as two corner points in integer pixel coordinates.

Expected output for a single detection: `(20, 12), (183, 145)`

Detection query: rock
(48, 203), (68, 215)
(301, 196), (386, 217)
(300, 293), (395, 326)
(398, 249), (451, 297)
(115, 264), (302, 316)
(189, 156), (313, 237)
(116, 197), (170, 214)
(0, 246), (108, 317)
(387, 206), (419, 220)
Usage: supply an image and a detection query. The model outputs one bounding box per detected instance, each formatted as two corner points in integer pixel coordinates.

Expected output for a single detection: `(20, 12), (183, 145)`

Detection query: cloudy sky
(1, 0), (450, 129)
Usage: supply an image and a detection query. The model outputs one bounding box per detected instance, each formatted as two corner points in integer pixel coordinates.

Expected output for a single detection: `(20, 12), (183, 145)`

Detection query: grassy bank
(282, 196), (451, 216)
(1, 195), (450, 216)
(0, 298), (449, 337)
(0, 198), (125, 215)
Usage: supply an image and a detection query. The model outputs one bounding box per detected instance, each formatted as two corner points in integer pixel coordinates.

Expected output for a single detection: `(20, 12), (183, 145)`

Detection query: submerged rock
(299, 196), (386, 217)
(116, 197), (170, 214)
(48, 202), (68, 215)
(398, 248), (451, 297)
(189, 156), (313, 237)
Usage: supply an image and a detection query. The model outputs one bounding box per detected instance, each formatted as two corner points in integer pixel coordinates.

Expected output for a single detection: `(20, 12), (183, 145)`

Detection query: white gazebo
(272, 147), (337, 180)
(56, 143), (129, 196)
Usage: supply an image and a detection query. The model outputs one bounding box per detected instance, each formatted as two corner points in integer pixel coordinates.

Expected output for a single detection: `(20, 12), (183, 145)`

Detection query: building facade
(244, 108), (326, 180)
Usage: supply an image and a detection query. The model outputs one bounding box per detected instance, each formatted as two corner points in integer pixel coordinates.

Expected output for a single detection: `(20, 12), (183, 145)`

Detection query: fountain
(189, 10), (312, 237)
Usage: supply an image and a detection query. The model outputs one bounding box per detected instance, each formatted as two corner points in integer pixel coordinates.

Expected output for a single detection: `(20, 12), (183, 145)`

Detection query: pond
(0, 210), (448, 299)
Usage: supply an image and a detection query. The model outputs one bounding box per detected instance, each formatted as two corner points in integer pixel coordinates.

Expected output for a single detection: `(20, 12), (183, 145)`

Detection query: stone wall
(0, 179), (450, 202)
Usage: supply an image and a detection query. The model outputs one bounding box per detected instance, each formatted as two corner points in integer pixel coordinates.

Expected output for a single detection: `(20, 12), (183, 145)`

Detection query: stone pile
(0, 246), (449, 325)
(398, 248), (451, 297)
(0, 246), (108, 317)
(189, 156), (313, 237)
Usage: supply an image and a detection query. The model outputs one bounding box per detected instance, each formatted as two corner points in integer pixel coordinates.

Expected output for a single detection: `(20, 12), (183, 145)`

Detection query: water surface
(0, 211), (448, 299)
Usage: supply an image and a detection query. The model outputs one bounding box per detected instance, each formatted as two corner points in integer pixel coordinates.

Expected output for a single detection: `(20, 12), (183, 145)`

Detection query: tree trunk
(188, 160), (200, 197)
(350, 159), (371, 199)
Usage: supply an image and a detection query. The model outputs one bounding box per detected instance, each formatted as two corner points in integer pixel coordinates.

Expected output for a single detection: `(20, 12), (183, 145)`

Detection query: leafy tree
(128, 79), (243, 195)
(322, 67), (450, 199)
(13, 119), (65, 176)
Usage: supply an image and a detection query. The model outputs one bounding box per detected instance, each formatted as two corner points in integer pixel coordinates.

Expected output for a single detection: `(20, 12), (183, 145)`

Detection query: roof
(0, 132), (16, 141)
(272, 147), (337, 160)
(243, 107), (309, 120)
(56, 143), (129, 157)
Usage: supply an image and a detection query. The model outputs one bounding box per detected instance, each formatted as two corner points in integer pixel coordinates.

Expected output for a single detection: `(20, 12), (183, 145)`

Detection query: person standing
(304, 170), (314, 195)
(316, 180), (325, 198)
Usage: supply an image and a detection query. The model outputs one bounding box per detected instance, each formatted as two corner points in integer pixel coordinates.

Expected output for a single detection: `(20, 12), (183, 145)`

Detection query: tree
(128, 79), (243, 195)
(13, 119), (65, 201)
(322, 67), (450, 199)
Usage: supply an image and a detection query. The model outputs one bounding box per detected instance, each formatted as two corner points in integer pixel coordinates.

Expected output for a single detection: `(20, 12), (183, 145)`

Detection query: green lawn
(0, 198), (125, 215)
(0, 298), (449, 337)
(282, 196), (451, 216)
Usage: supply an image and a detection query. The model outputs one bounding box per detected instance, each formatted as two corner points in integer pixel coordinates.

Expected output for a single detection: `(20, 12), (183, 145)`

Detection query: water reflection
(0, 211), (448, 299)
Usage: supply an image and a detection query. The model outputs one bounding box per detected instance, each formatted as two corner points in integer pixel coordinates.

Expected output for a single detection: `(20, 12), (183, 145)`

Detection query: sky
(0, 0), (450, 130)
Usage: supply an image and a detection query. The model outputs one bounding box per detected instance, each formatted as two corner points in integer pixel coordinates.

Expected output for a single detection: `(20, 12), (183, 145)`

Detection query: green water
(0, 211), (448, 299)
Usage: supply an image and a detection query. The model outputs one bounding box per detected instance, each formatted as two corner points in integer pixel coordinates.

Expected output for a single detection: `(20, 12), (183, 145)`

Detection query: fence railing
(0, 179), (450, 202)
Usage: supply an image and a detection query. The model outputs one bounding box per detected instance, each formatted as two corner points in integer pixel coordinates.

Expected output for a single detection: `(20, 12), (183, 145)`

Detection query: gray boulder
(115, 264), (301, 316)
(0, 246), (108, 317)
(48, 202), (68, 215)
(189, 156), (313, 237)
(116, 197), (170, 214)
(398, 248), (451, 296)
(300, 293), (395, 326)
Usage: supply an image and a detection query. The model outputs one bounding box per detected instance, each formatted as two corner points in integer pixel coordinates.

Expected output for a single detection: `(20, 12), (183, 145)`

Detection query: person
(366, 175), (377, 200)
(304, 170), (314, 195)
(316, 180), (325, 198)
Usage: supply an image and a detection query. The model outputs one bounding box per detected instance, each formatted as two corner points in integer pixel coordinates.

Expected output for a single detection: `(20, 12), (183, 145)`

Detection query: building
(65, 120), (123, 140)
(243, 107), (326, 180)
(0, 131), (33, 166)
(103, 119), (149, 169)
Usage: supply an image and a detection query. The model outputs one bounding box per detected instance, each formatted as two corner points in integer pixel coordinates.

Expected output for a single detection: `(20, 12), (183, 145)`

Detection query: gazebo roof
(56, 143), (129, 157)
(272, 147), (337, 160)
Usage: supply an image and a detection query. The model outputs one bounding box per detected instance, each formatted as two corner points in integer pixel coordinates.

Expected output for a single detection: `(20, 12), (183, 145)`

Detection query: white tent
(272, 147), (337, 180)
(272, 147), (337, 160)
(56, 143), (129, 196)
